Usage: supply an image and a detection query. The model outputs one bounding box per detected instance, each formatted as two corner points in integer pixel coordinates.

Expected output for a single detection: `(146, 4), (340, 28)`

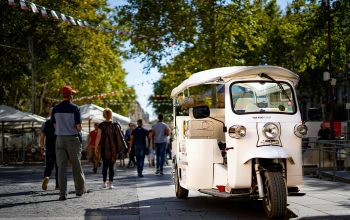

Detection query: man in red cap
(51, 85), (86, 201)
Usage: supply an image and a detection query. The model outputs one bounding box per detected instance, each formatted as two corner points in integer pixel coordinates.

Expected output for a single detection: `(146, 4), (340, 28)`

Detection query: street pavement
(0, 160), (350, 220)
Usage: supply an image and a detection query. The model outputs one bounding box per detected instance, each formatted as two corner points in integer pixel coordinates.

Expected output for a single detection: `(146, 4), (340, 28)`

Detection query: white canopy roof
(170, 66), (299, 97)
(79, 104), (130, 125)
(0, 105), (45, 123)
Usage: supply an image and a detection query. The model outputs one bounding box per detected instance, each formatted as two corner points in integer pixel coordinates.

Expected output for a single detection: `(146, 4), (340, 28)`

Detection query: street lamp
(323, 0), (335, 139)
(323, 71), (336, 139)
(346, 63), (350, 140)
(323, 71), (330, 81)
(28, 37), (35, 114)
(330, 78), (336, 86)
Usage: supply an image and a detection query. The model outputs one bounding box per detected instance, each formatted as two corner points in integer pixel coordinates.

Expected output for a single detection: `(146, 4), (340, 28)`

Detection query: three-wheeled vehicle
(170, 66), (307, 218)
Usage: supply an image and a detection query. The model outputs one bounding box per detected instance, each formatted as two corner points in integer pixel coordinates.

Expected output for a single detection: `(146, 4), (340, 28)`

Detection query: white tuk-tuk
(170, 66), (307, 218)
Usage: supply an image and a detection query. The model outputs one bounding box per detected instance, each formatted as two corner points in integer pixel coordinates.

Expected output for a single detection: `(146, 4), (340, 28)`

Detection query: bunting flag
(76, 19), (84, 27)
(7, 0), (109, 33)
(83, 21), (89, 27)
(19, 0), (28, 10)
(61, 14), (69, 23)
(69, 16), (76, 25)
(41, 7), (48, 18)
(30, 2), (38, 13)
(106, 101), (173, 107)
(8, 0), (16, 7)
(151, 95), (169, 98)
(7, 0), (177, 46)
(45, 88), (135, 103)
(50, 10), (59, 20)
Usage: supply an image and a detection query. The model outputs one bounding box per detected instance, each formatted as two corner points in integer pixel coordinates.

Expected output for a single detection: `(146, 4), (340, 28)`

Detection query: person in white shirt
(152, 114), (170, 175)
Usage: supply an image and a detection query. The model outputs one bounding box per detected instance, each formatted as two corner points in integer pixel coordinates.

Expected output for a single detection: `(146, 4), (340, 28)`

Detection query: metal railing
(302, 139), (350, 181)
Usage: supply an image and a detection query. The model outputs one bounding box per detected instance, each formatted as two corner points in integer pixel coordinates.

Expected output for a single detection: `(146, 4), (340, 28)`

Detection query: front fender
(241, 146), (290, 164)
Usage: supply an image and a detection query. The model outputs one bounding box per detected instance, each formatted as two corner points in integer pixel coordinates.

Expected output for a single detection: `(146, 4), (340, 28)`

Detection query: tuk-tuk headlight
(229, 125), (246, 139)
(262, 123), (279, 139)
(294, 123), (308, 138)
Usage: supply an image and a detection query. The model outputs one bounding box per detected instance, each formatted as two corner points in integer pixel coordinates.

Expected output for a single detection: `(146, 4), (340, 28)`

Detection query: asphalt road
(0, 161), (350, 220)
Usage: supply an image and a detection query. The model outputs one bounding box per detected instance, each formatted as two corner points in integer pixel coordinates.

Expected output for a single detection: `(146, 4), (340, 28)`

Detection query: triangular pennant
(41, 7), (48, 18)
(83, 21), (89, 27)
(69, 16), (76, 25)
(76, 19), (84, 27)
(97, 25), (104, 32)
(50, 10), (59, 20)
(105, 29), (113, 34)
(8, 0), (16, 7)
(20, 0), (28, 10)
(30, 3), (39, 13)
(61, 14), (69, 23)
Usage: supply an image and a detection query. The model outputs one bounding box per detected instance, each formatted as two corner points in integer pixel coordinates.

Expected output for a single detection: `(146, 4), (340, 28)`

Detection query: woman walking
(95, 108), (124, 189)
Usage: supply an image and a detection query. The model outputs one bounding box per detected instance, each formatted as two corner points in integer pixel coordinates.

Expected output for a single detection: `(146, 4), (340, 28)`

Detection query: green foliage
(0, 0), (135, 116)
(116, 0), (350, 117)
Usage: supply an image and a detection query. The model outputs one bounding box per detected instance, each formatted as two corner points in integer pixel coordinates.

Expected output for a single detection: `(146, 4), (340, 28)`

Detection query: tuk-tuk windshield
(230, 81), (296, 114)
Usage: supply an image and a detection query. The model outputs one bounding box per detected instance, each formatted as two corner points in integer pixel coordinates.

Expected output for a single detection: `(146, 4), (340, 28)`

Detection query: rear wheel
(174, 165), (188, 198)
(263, 171), (287, 218)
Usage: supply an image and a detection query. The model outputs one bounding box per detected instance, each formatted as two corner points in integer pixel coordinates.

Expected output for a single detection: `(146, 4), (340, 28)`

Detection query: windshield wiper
(258, 73), (292, 102)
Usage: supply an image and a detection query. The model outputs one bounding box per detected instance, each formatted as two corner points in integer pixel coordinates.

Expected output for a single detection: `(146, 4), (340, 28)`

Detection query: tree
(116, 0), (350, 117)
(0, 0), (135, 116)
(117, 0), (278, 115)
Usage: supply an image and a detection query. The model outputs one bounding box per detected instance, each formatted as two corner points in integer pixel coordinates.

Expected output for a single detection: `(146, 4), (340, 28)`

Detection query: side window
(175, 84), (225, 117)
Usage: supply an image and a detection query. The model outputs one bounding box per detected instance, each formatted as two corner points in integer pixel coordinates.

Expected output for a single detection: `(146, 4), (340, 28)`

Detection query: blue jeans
(135, 145), (146, 175)
(155, 142), (166, 172)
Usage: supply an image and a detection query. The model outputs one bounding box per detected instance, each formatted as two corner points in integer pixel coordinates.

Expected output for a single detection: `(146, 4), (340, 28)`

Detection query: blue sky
(108, 0), (291, 120)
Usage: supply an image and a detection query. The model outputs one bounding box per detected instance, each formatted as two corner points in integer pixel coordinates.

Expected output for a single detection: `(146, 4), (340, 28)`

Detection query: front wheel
(263, 171), (287, 218)
(174, 165), (188, 198)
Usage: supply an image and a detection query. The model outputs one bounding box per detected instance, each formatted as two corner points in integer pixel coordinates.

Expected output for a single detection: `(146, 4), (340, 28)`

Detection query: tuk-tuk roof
(170, 66), (299, 97)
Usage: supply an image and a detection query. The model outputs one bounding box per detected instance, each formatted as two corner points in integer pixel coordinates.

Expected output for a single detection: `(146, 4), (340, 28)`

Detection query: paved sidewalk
(1, 161), (350, 219)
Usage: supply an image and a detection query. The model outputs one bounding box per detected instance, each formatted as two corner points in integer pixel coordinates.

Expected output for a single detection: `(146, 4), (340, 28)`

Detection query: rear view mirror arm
(208, 116), (227, 133)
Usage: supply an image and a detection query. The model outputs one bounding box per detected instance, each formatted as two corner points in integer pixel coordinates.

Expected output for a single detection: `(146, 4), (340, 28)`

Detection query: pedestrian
(39, 107), (59, 191)
(164, 134), (172, 166)
(152, 114), (170, 175)
(125, 123), (136, 168)
(130, 119), (149, 177)
(318, 122), (331, 140)
(95, 108), (125, 189)
(166, 135), (172, 160)
(87, 122), (100, 173)
(51, 85), (86, 201)
(147, 129), (155, 167)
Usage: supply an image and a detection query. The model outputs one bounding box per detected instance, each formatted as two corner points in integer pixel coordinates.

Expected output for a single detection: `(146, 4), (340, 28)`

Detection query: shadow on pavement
(84, 196), (298, 219)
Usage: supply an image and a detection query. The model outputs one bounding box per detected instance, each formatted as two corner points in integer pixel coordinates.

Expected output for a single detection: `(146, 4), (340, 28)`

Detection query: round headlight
(229, 125), (246, 139)
(294, 123), (308, 138)
(263, 123), (279, 139)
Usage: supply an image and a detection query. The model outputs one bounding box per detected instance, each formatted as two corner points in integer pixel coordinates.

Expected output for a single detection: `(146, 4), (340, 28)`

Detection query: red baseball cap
(61, 86), (77, 96)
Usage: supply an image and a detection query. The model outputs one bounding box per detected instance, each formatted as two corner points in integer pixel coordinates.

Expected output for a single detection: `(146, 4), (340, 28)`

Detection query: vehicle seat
(235, 98), (259, 112)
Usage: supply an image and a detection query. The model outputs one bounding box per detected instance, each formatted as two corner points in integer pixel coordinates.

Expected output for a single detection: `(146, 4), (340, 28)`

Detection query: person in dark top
(318, 122), (331, 140)
(125, 123), (136, 168)
(130, 119), (150, 177)
(51, 85), (86, 201)
(39, 108), (58, 191)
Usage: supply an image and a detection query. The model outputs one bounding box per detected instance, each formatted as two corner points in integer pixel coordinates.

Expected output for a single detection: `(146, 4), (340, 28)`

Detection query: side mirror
(193, 105), (210, 119)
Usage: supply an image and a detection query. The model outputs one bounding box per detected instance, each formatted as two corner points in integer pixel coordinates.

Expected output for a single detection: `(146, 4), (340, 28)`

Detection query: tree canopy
(0, 0), (135, 116)
(115, 0), (350, 118)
